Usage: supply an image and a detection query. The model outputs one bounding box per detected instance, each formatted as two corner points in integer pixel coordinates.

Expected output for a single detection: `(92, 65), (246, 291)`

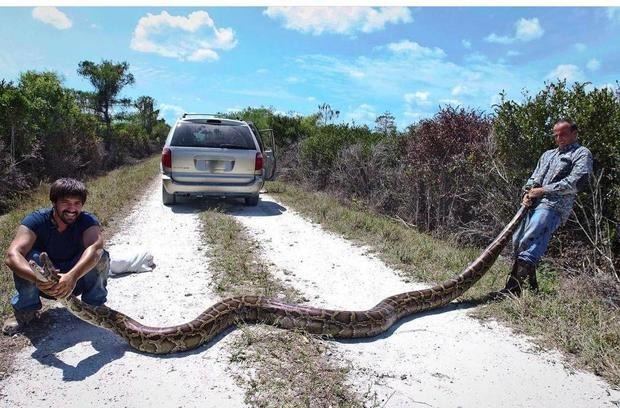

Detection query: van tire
(162, 186), (176, 206)
(244, 195), (259, 206)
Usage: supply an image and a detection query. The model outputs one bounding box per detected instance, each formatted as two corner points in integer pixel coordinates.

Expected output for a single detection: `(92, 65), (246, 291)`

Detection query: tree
(317, 103), (340, 125)
(134, 96), (159, 139)
(0, 80), (28, 163)
(77, 60), (135, 143)
(374, 111), (397, 136)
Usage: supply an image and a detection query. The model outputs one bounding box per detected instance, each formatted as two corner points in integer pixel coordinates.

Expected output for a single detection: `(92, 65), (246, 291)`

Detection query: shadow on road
(232, 199), (287, 217)
(22, 304), (245, 379)
(333, 300), (481, 345)
(23, 307), (128, 381)
(166, 195), (287, 217)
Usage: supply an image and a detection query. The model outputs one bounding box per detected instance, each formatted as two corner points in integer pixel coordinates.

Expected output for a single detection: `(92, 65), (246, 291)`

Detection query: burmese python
(30, 205), (528, 354)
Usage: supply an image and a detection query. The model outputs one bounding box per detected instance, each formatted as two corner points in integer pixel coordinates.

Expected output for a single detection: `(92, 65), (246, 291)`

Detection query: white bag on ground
(109, 248), (156, 275)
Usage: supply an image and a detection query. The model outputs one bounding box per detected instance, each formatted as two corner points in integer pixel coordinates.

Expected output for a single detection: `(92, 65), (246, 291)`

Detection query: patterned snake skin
(31, 205), (528, 354)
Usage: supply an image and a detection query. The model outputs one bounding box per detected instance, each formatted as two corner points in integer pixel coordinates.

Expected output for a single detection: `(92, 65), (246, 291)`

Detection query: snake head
(29, 260), (51, 283)
(36, 252), (61, 283)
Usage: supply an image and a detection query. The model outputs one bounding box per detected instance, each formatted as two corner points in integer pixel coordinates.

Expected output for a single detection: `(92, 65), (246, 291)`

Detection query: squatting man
(2, 178), (109, 335)
(495, 119), (593, 297)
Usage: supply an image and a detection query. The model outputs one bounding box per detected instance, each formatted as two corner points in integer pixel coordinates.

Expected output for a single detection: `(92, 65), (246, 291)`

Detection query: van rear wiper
(218, 144), (250, 149)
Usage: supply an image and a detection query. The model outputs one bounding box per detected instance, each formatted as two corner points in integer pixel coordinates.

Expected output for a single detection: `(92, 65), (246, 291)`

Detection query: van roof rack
(182, 113), (227, 119)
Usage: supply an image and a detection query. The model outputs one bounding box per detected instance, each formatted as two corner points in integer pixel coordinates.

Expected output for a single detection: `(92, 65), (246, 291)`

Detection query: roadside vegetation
(198, 207), (365, 407)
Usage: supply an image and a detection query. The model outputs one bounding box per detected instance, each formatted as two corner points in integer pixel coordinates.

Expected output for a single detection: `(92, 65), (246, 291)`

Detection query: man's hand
(522, 187), (545, 207)
(29, 261), (56, 296)
(50, 273), (77, 299)
(36, 280), (56, 296)
(527, 187), (545, 199)
(29, 258), (75, 299)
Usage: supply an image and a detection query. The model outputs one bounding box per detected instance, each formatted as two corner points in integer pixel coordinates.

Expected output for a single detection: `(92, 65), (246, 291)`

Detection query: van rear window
(171, 122), (256, 149)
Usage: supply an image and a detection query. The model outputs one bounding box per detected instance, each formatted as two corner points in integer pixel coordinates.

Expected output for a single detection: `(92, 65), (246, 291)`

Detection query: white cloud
(485, 33), (514, 44)
(451, 84), (467, 96)
(32, 7), (72, 30)
(506, 50), (522, 57)
(263, 6), (411, 35)
(462, 39), (472, 49)
(574, 42), (587, 52)
(293, 38), (542, 128)
(347, 68), (365, 79)
(131, 11), (237, 62)
(439, 98), (461, 106)
(546, 64), (585, 82)
(515, 18), (544, 41)
(159, 103), (186, 120)
(403, 109), (426, 121)
(387, 40), (446, 58)
(607, 7), (620, 22)
(586, 58), (601, 72)
(464, 52), (490, 64)
(404, 91), (430, 105)
(347, 103), (377, 122)
(486, 17), (544, 44)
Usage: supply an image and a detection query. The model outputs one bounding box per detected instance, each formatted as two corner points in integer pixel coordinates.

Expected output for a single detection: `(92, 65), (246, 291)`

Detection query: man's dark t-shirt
(21, 208), (100, 272)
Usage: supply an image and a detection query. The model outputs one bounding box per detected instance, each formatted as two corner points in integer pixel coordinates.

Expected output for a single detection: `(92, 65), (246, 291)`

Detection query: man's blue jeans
(512, 207), (562, 266)
(11, 250), (109, 311)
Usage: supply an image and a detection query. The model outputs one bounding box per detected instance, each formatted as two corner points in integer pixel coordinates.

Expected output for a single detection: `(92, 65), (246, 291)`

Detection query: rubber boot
(527, 266), (539, 292)
(2, 309), (38, 336)
(490, 259), (532, 299)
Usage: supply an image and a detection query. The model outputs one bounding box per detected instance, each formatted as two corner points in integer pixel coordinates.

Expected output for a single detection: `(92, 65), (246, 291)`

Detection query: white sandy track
(1, 181), (619, 408)
(232, 194), (620, 408)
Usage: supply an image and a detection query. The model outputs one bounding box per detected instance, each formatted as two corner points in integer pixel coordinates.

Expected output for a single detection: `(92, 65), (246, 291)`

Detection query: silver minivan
(161, 114), (277, 206)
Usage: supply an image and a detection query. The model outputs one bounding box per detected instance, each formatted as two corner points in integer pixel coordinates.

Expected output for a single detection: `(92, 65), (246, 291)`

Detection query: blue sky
(1, 6), (619, 129)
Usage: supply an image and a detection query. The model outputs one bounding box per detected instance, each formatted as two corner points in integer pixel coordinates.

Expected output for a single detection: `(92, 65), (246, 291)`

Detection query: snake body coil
(34, 206), (528, 354)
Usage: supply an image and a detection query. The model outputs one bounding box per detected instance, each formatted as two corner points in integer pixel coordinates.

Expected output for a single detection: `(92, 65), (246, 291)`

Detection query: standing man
(498, 119), (593, 297)
(2, 178), (109, 335)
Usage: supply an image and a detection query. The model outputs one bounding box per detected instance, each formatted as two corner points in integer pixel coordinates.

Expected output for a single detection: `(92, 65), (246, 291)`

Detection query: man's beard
(54, 206), (79, 225)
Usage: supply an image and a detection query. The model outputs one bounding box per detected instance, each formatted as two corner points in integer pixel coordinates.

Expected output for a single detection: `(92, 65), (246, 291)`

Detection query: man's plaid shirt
(524, 142), (593, 223)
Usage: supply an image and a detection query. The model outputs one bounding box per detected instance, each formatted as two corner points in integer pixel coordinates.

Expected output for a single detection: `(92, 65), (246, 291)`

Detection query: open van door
(247, 122), (277, 181)
(260, 129), (277, 181)
(259, 128), (277, 180)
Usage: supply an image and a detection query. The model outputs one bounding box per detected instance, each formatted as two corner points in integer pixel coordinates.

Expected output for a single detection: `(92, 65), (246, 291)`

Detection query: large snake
(30, 205), (528, 354)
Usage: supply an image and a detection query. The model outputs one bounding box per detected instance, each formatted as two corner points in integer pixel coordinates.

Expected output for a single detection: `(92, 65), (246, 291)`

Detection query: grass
(266, 180), (620, 388)
(199, 208), (299, 300)
(198, 205), (365, 407)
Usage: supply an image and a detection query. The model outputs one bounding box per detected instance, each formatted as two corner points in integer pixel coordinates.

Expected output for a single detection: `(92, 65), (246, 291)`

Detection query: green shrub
(298, 123), (380, 188)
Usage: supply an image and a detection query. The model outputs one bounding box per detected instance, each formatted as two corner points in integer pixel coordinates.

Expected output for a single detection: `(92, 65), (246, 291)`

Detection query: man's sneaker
(2, 310), (38, 336)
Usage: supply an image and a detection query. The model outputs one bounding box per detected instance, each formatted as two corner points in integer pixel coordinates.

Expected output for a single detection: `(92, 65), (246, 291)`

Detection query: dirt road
(1, 179), (618, 407)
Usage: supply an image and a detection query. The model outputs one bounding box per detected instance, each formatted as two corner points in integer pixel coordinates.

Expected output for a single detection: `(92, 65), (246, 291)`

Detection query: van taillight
(162, 148), (172, 168)
(255, 152), (264, 171)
